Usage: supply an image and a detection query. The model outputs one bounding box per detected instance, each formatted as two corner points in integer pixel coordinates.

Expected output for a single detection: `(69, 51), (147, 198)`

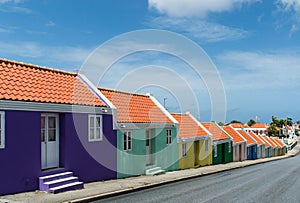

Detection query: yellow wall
(178, 138), (213, 170)
(179, 142), (195, 169)
(197, 139), (213, 167)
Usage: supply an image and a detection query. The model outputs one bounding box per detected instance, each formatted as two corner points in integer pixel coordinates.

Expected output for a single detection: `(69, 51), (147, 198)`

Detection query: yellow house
(171, 113), (212, 169)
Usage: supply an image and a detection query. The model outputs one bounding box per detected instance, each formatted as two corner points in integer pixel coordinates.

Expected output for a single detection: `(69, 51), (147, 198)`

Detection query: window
(214, 144), (217, 157)
(123, 131), (132, 151)
(205, 139), (209, 152)
(228, 142), (231, 153)
(182, 143), (187, 157)
(88, 115), (102, 142)
(166, 129), (172, 145)
(0, 111), (5, 149)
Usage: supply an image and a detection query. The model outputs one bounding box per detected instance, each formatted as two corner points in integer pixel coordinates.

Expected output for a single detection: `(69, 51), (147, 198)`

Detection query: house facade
(248, 131), (266, 159)
(99, 88), (179, 178)
(237, 130), (257, 160)
(250, 123), (268, 136)
(171, 113), (212, 170)
(202, 122), (233, 165)
(223, 126), (247, 162)
(0, 59), (117, 195)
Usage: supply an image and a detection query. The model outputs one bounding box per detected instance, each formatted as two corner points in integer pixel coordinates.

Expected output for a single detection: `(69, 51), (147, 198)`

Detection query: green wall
(212, 141), (233, 165)
(117, 127), (179, 178)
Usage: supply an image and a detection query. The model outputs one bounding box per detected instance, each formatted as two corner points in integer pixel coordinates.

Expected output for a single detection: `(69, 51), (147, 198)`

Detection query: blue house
(237, 130), (258, 160)
(0, 59), (117, 195)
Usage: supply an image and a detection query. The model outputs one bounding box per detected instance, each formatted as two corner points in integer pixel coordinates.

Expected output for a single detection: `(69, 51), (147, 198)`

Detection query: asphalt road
(94, 154), (300, 203)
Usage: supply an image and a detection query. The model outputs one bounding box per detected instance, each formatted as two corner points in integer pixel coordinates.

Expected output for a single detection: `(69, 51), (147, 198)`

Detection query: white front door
(146, 130), (151, 165)
(41, 114), (59, 170)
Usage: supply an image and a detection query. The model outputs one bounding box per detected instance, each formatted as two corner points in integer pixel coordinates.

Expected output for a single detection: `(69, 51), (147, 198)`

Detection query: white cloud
(0, 0), (22, 4)
(149, 17), (248, 42)
(149, 0), (260, 17)
(0, 41), (92, 68)
(278, 0), (300, 11)
(216, 50), (300, 90)
(45, 21), (56, 27)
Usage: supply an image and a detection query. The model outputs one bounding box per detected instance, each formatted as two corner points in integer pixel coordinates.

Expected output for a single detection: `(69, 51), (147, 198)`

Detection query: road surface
(94, 154), (300, 203)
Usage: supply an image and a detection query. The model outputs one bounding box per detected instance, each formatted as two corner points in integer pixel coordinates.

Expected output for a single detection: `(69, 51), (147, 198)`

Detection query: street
(95, 154), (300, 203)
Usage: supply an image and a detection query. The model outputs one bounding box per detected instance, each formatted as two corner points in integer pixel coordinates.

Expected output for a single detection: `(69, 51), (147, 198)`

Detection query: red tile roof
(202, 122), (230, 141)
(171, 113), (208, 139)
(264, 136), (277, 148)
(259, 136), (271, 147)
(223, 126), (246, 144)
(99, 88), (172, 123)
(251, 123), (268, 129)
(0, 58), (106, 107)
(237, 130), (255, 145)
(229, 123), (248, 128)
(249, 131), (264, 145)
(270, 137), (285, 147)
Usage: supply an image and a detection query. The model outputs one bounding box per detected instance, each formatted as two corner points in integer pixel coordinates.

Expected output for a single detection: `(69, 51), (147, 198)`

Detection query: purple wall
(0, 110), (117, 195)
(60, 113), (117, 182)
(0, 110), (41, 195)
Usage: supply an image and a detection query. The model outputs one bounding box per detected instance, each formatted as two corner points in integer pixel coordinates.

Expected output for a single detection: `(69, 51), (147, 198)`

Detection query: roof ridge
(0, 58), (76, 76)
(98, 87), (149, 97)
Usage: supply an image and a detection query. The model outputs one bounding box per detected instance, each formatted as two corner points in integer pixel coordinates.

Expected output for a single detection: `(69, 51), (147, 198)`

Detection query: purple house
(0, 59), (117, 195)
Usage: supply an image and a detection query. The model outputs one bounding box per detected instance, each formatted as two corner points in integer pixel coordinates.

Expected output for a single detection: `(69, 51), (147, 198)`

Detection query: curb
(68, 149), (299, 203)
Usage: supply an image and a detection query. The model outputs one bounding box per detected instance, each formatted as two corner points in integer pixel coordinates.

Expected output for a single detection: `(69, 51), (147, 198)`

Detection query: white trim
(77, 73), (116, 109)
(0, 111), (5, 149)
(214, 143), (217, 158)
(123, 131), (132, 151)
(88, 115), (103, 142)
(0, 100), (111, 114)
(148, 94), (178, 125)
(205, 139), (209, 152)
(166, 128), (172, 145)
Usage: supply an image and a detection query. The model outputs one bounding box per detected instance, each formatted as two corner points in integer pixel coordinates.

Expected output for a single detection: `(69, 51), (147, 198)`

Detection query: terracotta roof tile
(229, 123), (249, 128)
(0, 58), (105, 107)
(251, 123), (269, 129)
(99, 88), (172, 123)
(202, 122), (230, 141)
(248, 131), (264, 145)
(171, 113), (208, 139)
(237, 130), (255, 145)
(270, 137), (285, 147)
(259, 136), (271, 147)
(223, 126), (245, 144)
(264, 136), (277, 148)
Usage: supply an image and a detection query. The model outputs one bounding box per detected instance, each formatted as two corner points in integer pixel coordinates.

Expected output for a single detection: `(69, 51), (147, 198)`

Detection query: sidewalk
(1, 141), (299, 203)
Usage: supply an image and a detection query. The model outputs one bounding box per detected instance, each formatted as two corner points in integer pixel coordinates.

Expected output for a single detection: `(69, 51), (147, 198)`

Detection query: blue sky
(0, 0), (299, 123)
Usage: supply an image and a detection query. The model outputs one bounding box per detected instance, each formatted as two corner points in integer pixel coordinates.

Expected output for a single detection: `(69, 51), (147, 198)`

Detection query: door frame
(41, 113), (60, 170)
(146, 129), (152, 165)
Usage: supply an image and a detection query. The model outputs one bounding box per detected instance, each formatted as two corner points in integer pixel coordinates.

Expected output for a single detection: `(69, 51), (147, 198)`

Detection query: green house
(99, 88), (179, 178)
(202, 122), (233, 165)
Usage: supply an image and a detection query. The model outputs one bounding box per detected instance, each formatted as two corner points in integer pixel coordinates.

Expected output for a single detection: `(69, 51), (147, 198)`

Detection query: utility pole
(163, 98), (167, 110)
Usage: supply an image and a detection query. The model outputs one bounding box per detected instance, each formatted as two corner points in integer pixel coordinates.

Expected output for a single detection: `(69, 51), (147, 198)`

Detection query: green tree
(230, 120), (242, 124)
(267, 124), (279, 137)
(247, 119), (256, 127)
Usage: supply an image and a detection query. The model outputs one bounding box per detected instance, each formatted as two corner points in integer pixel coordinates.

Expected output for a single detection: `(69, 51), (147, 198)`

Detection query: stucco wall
(179, 142), (194, 169)
(0, 110), (41, 195)
(198, 139), (212, 167)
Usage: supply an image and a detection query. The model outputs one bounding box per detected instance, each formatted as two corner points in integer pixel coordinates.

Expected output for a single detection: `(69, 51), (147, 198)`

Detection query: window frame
(182, 143), (187, 158)
(0, 111), (5, 149)
(166, 129), (172, 145)
(205, 139), (209, 152)
(88, 115), (103, 142)
(214, 143), (217, 158)
(123, 131), (132, 151)
(228, 142), (231, 153)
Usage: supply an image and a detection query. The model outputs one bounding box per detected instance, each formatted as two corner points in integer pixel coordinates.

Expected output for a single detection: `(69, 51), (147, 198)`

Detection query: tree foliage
(247, 119), (256, 127)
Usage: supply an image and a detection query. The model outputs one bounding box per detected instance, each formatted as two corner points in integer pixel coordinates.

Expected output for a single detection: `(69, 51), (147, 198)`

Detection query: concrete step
(49, 182), (84, 194)
(145, 166), (165, 176)
(39, 172), (73, 183)
(43, 176), (79, 191)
